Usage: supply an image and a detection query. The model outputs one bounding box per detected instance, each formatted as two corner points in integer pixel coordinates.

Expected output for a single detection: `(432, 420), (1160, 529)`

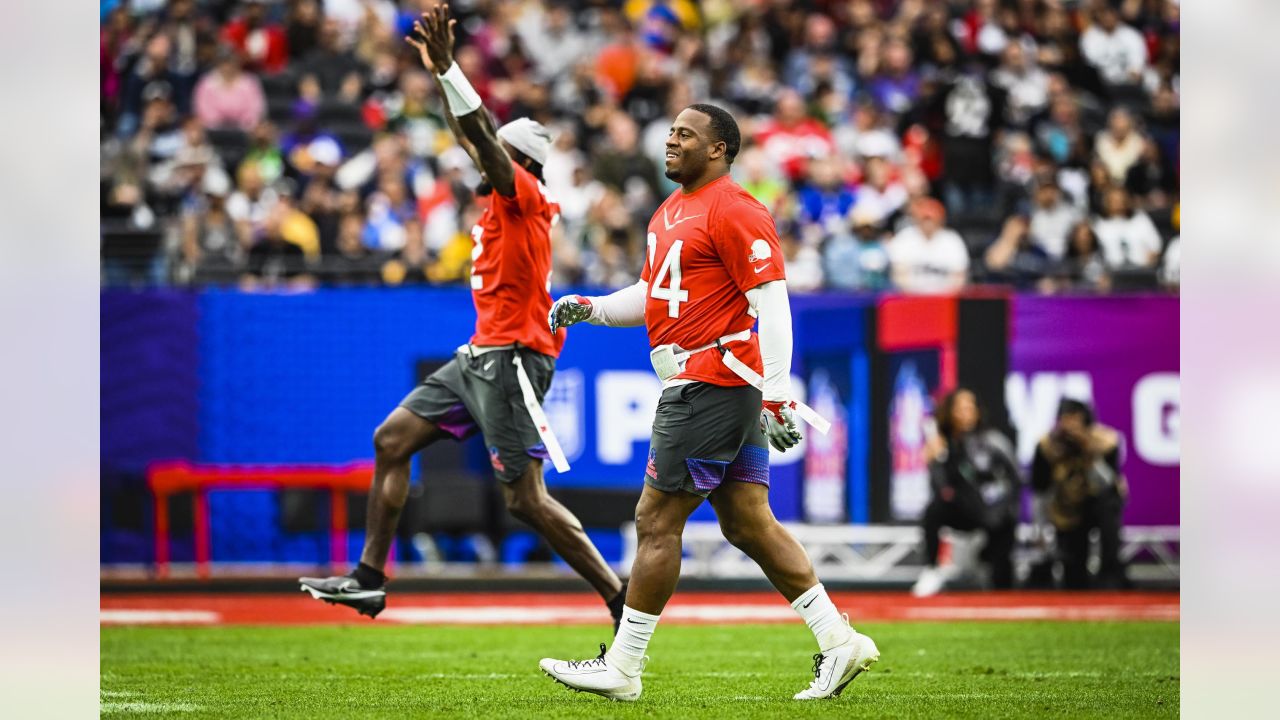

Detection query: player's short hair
(685, 103), (741, 165)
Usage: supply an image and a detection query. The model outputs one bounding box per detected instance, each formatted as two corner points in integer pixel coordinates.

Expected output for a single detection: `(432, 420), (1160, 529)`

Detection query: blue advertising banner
(101, 287), (876, 562)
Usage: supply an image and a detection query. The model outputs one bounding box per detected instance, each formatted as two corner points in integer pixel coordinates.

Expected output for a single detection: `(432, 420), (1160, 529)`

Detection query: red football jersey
(642, 174), (787, 386)
(469, 161), (564, 357)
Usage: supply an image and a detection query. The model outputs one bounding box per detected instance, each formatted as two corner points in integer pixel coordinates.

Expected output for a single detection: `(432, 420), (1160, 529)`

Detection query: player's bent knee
(372, 422), (416, 462)
(720, 514), (772, 553)
(719, 522), (753, 552)
(634, 509), (682, 546)
(504, 489), (549, 526)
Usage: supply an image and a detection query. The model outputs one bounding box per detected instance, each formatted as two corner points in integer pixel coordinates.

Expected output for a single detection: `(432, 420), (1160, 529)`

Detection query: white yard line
(99, 602), (1177, 625)
(901, 605), (1179, 621)
(100, 701), (201, 714)
(100, 610), (220, 625)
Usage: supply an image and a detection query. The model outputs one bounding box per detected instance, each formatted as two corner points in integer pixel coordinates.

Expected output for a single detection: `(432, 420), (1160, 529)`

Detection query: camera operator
(912, 389), (1023, 597)
(1031, 399), (1129, 589)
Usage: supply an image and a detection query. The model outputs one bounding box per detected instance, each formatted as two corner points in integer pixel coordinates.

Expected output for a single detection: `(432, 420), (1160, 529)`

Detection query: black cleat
(299, 574), (387, 618)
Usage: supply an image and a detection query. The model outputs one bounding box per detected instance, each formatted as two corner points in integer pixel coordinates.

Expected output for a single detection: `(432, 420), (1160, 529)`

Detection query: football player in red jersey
(301, 4), (626, 631)
(541, 104), (879, 701)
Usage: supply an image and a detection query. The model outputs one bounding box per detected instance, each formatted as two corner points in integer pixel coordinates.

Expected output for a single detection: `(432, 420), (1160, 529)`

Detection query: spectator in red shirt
(221, 0), (290, 74)
(754, 88), (835, 182)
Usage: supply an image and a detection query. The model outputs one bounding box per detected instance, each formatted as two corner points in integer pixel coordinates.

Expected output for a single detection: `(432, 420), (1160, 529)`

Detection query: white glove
(548, 295), (593, 334)
(761, 400), (803, 452)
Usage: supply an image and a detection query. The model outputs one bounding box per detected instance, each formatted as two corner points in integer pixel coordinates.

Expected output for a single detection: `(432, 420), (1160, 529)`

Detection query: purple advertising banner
(1008, 295), (1179, 526)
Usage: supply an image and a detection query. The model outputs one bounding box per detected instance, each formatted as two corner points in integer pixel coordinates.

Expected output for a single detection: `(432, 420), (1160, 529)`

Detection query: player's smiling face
(664, 108), (719, 184)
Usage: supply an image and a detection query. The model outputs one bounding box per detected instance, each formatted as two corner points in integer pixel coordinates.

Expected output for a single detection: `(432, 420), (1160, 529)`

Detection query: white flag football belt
(649, 330), (831, 435)
(511, 353), (572, 473)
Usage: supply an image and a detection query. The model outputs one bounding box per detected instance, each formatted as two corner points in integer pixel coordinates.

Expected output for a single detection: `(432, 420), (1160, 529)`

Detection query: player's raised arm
(407, 4), (517, 196)
(405, 24), (482, 173)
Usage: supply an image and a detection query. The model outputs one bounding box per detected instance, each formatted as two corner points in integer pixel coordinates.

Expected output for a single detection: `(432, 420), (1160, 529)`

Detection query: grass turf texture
(102, 622), (1178, 718)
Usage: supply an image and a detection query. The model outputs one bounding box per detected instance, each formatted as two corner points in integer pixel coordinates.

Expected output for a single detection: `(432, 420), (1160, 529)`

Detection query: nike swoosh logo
(753, 264), (769, 273)
(484, 360), (494, 371)
(626, 618), (646, 624)
(662, 207), (704, 231)
(802, 597), (816, 608)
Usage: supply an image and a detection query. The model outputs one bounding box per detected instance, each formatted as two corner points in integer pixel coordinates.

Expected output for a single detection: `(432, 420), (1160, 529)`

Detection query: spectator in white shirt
(516, 1), (591, 83)
(1161, 203), (1180, 290)
(888, 198), (970, 294)
(1028, 179), (1081, 260)
(852, 156), (909, 227)
(781, 229), (825, 292)
(990, 42), (1049, 128)
(1092, 187), (1162, 268)
(834, 100), (903, 163)
(1095, 107), (1146, 183)
(1161, 236), (1179, 290)
(1079, 5), (1148, 88)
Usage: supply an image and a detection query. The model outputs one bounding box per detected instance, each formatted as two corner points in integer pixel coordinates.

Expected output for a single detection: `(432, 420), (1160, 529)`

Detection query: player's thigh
(499, 456), (547, 512)
(634, 481), (705, 541)
(469, 348), (556, 483)
(707, 477), (779, 537)
(374, 406), (451, 458)
(397, 356), (482, 443)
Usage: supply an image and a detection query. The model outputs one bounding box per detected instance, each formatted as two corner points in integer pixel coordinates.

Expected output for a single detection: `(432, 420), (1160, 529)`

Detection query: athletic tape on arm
(743, 280), (830, 434)
(587, 280), (647, 327)
(437, 62), (483, 117)
(748, 280), (793, 402)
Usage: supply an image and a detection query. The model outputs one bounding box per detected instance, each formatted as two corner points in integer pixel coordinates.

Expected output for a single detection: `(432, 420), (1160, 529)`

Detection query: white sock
(791, 583), (854, 652)
(605, 605), (659, 677)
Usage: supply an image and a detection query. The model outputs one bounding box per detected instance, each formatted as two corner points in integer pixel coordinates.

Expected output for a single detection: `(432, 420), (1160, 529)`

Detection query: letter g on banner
(1133, 373), (1180, 466)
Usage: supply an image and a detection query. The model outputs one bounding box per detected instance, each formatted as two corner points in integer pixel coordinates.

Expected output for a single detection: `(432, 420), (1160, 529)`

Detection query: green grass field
(102, 622), (1178, 718)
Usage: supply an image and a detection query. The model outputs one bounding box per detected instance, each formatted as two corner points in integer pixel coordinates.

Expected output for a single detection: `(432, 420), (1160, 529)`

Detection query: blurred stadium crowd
(100, 0), (1179, 293)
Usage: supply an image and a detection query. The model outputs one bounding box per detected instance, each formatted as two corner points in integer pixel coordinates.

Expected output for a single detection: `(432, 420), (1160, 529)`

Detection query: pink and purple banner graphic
(1008, 295), (1180, 526)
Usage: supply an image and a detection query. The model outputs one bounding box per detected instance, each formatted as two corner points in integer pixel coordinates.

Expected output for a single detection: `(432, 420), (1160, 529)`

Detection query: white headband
(496, 117), (553, 166)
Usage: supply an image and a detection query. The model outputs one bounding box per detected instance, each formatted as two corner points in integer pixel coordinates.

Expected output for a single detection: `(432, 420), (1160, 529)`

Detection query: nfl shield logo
(543, 369), (584, 462)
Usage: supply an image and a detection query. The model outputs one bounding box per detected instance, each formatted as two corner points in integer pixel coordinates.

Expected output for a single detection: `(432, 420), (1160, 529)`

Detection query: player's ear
(709, 140), (726, 162)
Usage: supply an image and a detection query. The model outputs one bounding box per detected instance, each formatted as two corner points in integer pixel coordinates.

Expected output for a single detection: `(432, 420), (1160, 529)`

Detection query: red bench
(146, 461), (374, 579)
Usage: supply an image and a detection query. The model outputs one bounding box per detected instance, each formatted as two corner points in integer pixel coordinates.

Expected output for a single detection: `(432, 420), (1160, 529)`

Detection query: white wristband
(437, 62), (483, 116)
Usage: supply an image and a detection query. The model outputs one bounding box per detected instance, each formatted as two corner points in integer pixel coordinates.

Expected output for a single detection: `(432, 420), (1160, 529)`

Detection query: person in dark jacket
(1031, 398), (1129, 589)
(913, 388), (1023, 596)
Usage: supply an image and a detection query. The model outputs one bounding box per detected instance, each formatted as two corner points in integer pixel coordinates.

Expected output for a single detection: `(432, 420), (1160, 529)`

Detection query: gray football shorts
(399, 345), (556, 483)
(644, 381), (771, 498)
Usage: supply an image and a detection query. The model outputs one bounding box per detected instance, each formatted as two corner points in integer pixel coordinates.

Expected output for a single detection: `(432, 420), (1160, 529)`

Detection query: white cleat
(793, 622), (879, 700)
(539, 644), (644, 702)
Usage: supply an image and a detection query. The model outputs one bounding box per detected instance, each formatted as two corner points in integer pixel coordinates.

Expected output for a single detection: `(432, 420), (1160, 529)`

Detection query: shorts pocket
(655, 392), (695, 429)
